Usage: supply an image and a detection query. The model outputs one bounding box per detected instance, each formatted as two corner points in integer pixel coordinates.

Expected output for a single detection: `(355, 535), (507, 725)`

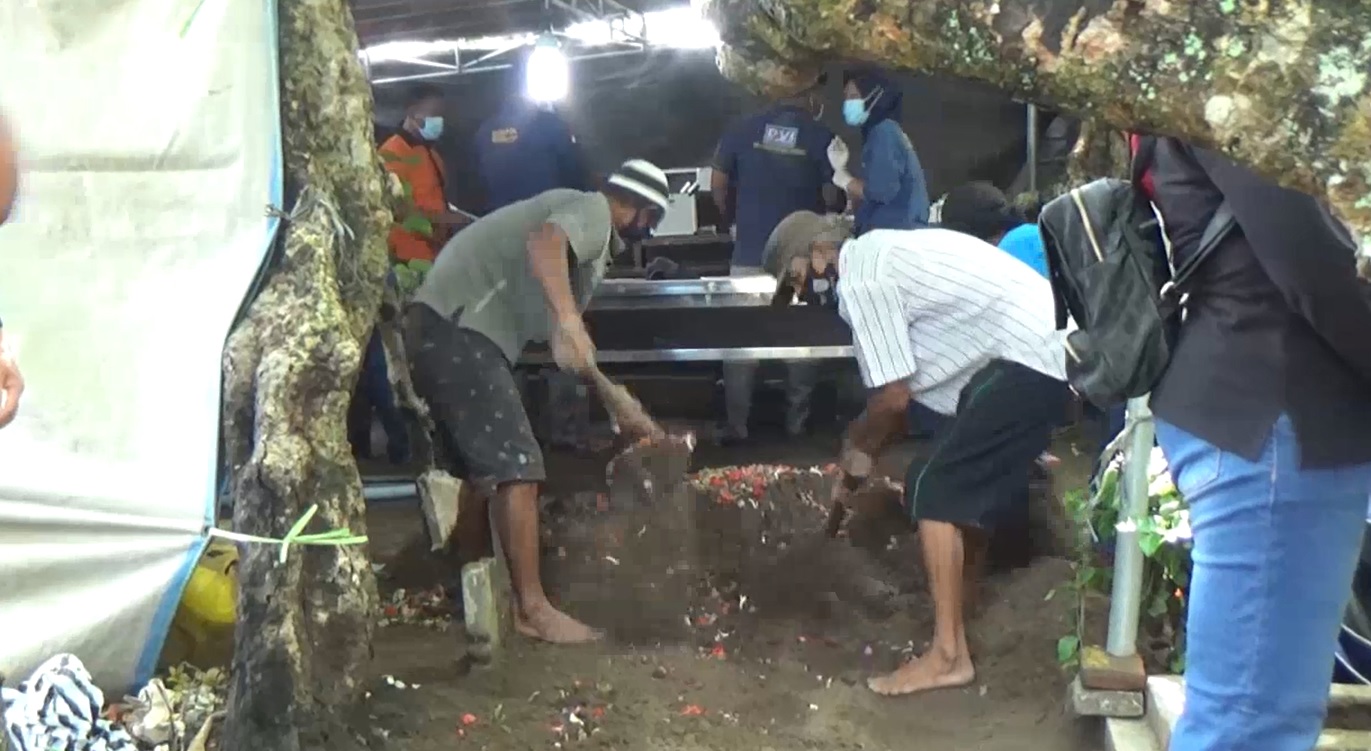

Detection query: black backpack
(1038, 136), (1236, 407)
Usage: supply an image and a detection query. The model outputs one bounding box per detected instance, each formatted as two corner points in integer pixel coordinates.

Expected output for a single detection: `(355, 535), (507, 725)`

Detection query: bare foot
(515, 601), (603, 644)
(868, 647), (975, 697)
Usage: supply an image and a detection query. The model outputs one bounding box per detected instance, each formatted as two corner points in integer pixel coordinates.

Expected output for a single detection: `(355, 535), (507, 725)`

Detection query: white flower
(1147, 447), (1169, 480)
(1161, 511), (1193, 544)
(1148, 472), (1176, 499)
(1146, 447), (1176, 498)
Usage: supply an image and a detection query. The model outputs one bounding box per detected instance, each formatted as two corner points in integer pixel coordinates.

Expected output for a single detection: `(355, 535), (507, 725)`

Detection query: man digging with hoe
(764, 209), (1070, 696)
(404, 160), (673, 644)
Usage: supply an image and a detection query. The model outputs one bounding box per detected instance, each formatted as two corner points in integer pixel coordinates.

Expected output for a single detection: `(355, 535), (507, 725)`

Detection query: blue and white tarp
(0, 0), (281, 691)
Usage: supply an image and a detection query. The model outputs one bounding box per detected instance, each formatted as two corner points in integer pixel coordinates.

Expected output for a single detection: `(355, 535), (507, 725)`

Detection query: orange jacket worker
(380, 84), (468, 263)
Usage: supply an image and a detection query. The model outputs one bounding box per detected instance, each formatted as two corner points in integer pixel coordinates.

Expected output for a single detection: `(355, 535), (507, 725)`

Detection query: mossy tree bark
(219, 0), (392, 747)
(704, 0), (1371, 242)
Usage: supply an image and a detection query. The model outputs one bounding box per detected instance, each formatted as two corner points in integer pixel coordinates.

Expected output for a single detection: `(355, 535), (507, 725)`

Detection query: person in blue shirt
(474, 63), (597, 453)
(710, 77), (842, 442)
(828, 71), (930, 235)
(473, 66), (591, 214)
(938, 181), (1049, 278)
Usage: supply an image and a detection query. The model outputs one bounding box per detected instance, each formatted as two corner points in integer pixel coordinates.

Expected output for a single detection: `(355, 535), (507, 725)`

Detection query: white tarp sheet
(0, 0), (280, 691)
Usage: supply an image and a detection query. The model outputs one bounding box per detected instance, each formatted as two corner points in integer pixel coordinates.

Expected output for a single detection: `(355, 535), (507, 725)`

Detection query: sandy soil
(361, 433), (1103, 751)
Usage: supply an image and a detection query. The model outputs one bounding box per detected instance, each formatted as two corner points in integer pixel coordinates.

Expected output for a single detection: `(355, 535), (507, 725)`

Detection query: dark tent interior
(370, 50), (1075, 215)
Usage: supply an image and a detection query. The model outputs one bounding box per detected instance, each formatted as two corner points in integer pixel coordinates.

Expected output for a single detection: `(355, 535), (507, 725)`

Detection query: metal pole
(364, 481), (418, 502)
(1026, 103), (1039, 194)
(371, 48), (650, 85)
(1105, 396), (1155, 656)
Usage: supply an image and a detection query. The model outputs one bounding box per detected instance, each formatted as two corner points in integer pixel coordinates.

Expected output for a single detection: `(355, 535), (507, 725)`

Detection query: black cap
(938, 182), (1021, 241)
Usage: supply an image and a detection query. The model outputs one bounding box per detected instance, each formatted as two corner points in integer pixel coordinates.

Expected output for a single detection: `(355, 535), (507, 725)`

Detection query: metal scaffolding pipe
(1106, 396), (1156, 656)
(1026, 103), (1039, 194)
(364, 481), (418, 502)
(371, 48), (648, 85)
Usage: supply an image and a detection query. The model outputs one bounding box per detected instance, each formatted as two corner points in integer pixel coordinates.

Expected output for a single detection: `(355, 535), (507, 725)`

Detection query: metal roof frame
(363, 0), (655, 85)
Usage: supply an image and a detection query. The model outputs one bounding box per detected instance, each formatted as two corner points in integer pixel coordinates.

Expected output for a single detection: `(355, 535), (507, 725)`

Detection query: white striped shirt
(836, 228), (1068, 415)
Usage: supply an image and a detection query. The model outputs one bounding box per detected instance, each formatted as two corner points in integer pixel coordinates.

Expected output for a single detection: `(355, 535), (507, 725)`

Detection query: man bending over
(404, 160), (671, 644)
(763, 212), (1070, 696)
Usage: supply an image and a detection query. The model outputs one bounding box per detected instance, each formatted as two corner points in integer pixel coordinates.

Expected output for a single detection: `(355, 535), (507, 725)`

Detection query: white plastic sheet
(0, 0), (280, 691)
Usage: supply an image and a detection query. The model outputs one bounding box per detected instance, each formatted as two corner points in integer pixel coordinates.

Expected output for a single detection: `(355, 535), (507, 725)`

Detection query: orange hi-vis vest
(380, 130), (450, 263)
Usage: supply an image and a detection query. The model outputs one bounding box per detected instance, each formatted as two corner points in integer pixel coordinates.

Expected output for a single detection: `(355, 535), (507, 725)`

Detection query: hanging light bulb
(525, 35), (569, 104)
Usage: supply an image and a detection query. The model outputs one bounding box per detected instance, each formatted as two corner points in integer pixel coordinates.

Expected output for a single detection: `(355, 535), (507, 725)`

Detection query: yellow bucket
(161, 541), (238, 670)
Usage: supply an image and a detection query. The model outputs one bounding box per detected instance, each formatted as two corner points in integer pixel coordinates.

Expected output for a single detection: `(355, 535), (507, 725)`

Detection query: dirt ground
(361, 431), (1104, 751)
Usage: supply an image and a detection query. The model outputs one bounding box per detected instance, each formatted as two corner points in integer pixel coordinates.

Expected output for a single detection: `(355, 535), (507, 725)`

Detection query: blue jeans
(1158, 414), (1371, 751)
(351, 329), (410, 463)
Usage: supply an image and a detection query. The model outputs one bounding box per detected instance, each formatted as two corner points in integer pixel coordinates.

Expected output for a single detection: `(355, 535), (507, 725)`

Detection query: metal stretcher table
(520, 275), (854, 364)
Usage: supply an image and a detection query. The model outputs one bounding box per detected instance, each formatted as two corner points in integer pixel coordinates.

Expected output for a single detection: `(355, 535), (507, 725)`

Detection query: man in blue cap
(710, 74), (844, 442)
(474, 57), (597, 451)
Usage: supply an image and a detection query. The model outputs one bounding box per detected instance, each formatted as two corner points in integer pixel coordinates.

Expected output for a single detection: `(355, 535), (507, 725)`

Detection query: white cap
(607, 159), (671, 211)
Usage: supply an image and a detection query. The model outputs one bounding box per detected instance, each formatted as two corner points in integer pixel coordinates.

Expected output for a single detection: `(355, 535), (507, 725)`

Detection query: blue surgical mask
(419, 116), (444, 141)
(842, 99), (868, 127)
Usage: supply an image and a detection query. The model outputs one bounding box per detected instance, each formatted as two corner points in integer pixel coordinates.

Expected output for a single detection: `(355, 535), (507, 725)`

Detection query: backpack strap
(1166, 201), (1235, 295)
(1137, 136), (1238, 301)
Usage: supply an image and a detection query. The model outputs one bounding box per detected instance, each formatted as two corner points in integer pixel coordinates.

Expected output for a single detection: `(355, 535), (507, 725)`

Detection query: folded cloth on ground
(2, 654), (135, 751)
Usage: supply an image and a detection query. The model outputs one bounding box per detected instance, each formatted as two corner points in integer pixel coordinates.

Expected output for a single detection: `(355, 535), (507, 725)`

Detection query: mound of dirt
(361, 435), (1095, 751)
(542, 462), (922, 646)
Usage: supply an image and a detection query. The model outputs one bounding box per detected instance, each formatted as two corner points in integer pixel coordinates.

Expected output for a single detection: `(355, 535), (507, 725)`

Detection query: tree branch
(704, 0), (1371, 243)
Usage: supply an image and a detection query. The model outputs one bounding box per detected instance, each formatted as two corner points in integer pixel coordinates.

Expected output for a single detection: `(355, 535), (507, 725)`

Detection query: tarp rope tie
(208, 504), (367, 564)
(264, 185), (355, 241)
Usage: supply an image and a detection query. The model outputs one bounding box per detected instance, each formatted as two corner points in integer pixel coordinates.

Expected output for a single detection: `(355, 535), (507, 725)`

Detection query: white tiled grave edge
(1106, 677), (1371, 751)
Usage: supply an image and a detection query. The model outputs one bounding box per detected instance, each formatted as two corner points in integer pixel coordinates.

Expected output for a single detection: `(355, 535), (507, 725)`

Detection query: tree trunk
(704, 0), (1371, 241)
(219, 0), (391, 747)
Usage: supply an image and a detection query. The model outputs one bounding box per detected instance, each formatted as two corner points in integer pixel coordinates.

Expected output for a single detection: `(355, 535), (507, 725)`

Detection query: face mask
(842, 86), (883, 127)
(842, 99), (868, 127)
(619, 223), (652, 245)
(418, 116), (444, 141)
(796, 263), (839, 308)
(618, 208), (660, 244)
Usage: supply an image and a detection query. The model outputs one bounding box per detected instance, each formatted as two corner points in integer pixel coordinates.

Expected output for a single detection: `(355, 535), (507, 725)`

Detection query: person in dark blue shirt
(829, 71), (929, 235)
(711, 82), (836, 269)
(710, 78), (841, 442)
(474, 67), (597, 452)
(473, 64), (591, 213)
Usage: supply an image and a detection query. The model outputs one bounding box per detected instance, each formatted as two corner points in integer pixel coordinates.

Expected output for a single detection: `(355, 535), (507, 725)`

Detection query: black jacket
(1149, 139), (1371, 468)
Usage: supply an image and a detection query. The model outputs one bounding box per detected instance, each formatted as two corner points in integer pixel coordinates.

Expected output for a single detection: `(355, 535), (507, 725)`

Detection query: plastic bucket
(161, 541), (238, 669)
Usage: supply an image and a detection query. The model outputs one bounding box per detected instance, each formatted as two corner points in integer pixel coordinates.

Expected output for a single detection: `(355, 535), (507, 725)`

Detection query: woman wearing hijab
(827, 71), (930, 235)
